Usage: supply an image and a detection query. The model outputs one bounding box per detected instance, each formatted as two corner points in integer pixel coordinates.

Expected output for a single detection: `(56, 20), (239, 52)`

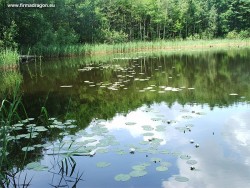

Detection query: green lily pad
(15, 134), (28, 139)
(13, 127), (23, 131)
(125, 122), (136, 126)
(156, 166), (168, 171)
(13, 123), (24, 127)
(129, 170), (147, 177)
(96, 162), (111, 168)
(96, 148), (109, 154)
(84, 139), (97, 144)
(22, 146), (35, 152)
(175, 176), (189, 182)
(143, 132), (154, 136)
(132, 165), (146, 171)
(114, 174), (131, 181)
(33, 165), (49, 171)
(155, 125), (166, 132)
(26, 162), (40, 169)
(35, 126), (48, 132)
(160, 150), (170, 154)
(142, 125), (154, 131)
(67, 125), (77, 129)
(116, 150), (126, 155)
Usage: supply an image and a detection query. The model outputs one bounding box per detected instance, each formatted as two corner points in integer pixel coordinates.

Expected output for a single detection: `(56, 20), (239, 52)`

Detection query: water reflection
(2, 49), (250, 187)
(162, 106), (250, 188)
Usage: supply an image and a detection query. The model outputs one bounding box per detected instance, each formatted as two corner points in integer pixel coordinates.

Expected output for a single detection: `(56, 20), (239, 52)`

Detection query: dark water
(4, 49), (250, 187)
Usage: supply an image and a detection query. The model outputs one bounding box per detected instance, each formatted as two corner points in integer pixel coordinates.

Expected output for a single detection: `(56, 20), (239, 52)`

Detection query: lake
(2, 48), (250, 187)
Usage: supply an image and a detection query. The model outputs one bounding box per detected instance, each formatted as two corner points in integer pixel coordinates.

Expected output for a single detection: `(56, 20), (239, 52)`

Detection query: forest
(0, 0), (249, 52)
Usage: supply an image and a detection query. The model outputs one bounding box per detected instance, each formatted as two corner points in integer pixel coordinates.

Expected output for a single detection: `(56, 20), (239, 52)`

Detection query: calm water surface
(6, 49), (250, 187)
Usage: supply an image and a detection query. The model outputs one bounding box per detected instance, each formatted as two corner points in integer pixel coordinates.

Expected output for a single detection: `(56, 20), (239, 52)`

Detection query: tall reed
(28, 38), (250, 58)
(0, 49), (19, 69)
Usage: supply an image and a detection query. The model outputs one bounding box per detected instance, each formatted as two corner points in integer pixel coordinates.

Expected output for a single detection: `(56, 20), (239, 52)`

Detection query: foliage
(0, 21), (18, 50)
(0, 0), (249, 55)
(0, 49), (19, 68)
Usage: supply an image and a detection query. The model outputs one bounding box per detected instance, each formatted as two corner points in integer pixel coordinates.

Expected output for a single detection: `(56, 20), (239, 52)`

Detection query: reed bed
(0, 49), (19, 70)
(29, 39), (250, 58)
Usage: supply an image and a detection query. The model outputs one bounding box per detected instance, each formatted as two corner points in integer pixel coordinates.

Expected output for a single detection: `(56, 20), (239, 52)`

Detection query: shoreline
(35, 39), (250, 58)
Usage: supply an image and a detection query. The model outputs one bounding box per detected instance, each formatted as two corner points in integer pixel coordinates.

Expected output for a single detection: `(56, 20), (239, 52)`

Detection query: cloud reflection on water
(162, 109), (250, 188)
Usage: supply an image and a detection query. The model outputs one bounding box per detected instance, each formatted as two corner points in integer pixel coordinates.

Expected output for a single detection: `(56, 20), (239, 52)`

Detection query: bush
(102, 29), (128, 44)
(226, 30), (240, 39)
(239, 30), (250, 39)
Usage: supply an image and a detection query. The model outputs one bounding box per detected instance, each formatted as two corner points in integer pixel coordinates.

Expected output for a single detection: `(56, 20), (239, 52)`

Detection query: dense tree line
(0, 0), (249, 50)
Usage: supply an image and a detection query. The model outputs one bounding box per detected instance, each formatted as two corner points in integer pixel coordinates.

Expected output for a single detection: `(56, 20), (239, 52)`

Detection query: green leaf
(114, 174), (131, 181)
(96, 162), (111, 168)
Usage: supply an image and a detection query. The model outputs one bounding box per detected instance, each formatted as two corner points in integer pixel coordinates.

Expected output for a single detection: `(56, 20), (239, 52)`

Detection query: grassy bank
(0, 49), (22, 97)
(30, 39), (250, 58)
(0, 71), (23, 97)
(0, 49), (19, 69)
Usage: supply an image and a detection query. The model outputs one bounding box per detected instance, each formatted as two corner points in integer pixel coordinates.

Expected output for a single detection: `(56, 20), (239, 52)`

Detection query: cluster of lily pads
(7, 103), (204, 184)
(138, 85), (195, 94)
(0, 117), (78, 153)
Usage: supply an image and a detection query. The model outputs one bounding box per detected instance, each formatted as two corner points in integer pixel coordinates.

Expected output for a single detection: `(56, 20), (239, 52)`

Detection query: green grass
(0, 49), (19, 69)
(29, 38), (250, 58)
(0, 71), (23, 97)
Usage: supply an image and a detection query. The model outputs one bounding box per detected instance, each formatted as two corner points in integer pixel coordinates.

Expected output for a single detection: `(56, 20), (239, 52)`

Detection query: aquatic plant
(0, 86), (29, 187)
(28, 39), (250, 58)
(0, 49), (19, 69)
(0, 71), (23, 97)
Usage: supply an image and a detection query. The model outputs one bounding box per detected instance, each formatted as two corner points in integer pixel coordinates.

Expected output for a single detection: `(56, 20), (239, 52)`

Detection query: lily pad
(13, 123), (23, 127)
(33, 165), (49, 171)
(143, 132), (154, 136)
(114, 174), (131, 181)
(35, 126), (48, 132)
(125, 122), (136, 126)
(96, 162), (111, 168)
(96, 148), (109, 154)
(22, 146), (35, 152)
(160, 150), (170, 154)
(155, 125), (166, 132)
(132, 165), (146, 171)
(156, 166), (168, 171)
(129, 170), (147, 177)
(26, 162), (40, 169)
(175, 176), (189, 182)
(142, 125), (154, 131)
(116, 150), (126, 155)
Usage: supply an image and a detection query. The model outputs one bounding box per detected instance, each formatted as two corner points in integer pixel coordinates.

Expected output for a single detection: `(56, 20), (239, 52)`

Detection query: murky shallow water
(3, 49), (250, 187)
